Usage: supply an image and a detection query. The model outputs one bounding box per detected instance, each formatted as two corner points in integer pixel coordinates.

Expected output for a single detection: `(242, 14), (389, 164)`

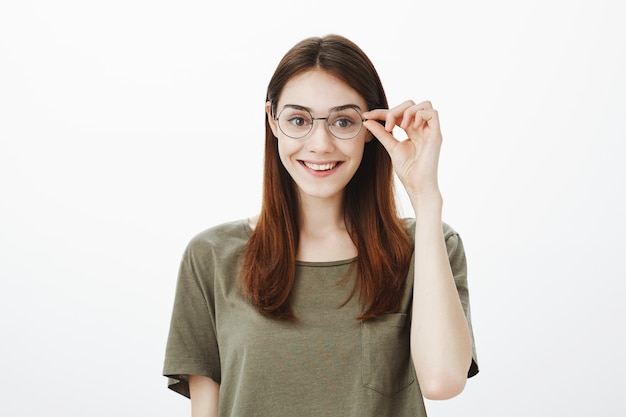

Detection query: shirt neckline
(241, 218), (358, 267)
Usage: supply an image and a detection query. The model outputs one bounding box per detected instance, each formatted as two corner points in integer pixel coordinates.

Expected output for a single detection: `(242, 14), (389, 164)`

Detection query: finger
(403, 107), (443, 147)
(363, 119), (398, 154)
(362, 109), (388, 121)
(386, 100), (418, 131)
(401, 101), (434, 129)
(363, 108), (396, 132)
(415, 100), (433, 110)
(365, 100), (418, 132)
(411, 108), (440, 132)
(394, 99), (419, 111)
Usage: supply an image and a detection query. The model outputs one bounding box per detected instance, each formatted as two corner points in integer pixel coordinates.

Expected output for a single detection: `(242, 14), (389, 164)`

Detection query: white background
(1, 0), (625, 415)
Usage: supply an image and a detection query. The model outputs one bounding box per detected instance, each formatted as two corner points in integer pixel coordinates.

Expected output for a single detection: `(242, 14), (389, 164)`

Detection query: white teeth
(304, 162), (337, 171)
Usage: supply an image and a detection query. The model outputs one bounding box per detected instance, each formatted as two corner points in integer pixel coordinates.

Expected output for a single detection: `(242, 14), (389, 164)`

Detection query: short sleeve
(162, 238), (222, 398)
(444, 228), (479, 378)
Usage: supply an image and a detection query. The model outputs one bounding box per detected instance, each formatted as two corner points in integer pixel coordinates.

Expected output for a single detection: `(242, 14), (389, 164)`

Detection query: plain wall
(1, 0), (624, 415)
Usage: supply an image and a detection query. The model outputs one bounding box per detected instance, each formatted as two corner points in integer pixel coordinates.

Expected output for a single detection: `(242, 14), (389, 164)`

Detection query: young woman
(163, 34), (478, 417)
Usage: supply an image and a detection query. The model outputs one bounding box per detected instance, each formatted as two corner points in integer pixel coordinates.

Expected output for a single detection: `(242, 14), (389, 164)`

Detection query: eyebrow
(281, 103), (363, 113)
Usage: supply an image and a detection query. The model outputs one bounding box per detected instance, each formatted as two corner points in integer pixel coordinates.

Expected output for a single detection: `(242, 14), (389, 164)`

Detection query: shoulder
(401, 217), (465, 260)
(400, 217), (460, 241)
(185, 218), (252, 261)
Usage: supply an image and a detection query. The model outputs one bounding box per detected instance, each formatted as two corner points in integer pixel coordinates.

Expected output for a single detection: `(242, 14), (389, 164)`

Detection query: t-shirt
(163, 218), (478, 417)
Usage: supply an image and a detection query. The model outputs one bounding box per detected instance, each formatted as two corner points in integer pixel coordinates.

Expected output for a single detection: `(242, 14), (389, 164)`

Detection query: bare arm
(189, 375), (219, 417)
(363, 101), (472, 400)
(409, 198), (472, 400)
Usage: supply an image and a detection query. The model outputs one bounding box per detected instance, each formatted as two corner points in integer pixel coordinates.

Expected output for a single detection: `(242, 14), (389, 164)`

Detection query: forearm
(409, 194), (472, 400)
(189, 375), (219, 417)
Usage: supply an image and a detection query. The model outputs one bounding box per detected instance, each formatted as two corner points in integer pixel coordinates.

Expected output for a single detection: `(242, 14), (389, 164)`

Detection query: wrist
(408, 189), (443, 213)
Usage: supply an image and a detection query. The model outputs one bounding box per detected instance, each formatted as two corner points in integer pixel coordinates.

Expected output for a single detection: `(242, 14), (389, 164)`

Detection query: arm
(363, 101), (472, 400)
(189, 375), (219, 417)
(409, 196), (472, 400)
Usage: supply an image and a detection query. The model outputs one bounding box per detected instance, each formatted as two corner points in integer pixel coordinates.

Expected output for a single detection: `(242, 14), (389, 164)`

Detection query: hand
(363, 100), (443, 202)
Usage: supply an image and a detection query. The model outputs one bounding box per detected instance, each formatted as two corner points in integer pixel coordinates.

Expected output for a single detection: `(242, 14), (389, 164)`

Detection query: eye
(333, 117), (354, 129)
(335, 118), (354, 128)
(280, 108), (312, 128)
(288, 116), (310, 127)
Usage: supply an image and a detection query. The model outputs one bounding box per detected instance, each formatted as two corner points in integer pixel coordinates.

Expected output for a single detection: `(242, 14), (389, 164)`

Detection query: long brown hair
(241, 34), (412, 320)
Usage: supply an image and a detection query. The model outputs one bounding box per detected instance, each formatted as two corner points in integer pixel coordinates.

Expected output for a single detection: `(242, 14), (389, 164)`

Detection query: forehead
(277, 69), (366, 112)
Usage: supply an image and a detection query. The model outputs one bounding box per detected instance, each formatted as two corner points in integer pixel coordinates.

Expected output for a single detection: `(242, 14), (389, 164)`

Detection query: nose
(305, 119), (335, 153)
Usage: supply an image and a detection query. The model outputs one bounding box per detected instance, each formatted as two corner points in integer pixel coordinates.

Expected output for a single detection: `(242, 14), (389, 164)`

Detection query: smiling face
(267, 69), (372, 203)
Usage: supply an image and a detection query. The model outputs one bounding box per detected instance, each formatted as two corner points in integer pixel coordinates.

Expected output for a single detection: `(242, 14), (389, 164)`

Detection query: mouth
(300, 161), (342, 171)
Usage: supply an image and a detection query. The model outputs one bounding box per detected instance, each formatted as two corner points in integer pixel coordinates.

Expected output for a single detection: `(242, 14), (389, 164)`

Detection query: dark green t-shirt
(163, 218), (478, 416)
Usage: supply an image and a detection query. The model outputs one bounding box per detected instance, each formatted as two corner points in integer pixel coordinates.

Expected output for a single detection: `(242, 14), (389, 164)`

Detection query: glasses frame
(273, 105), (366, 140)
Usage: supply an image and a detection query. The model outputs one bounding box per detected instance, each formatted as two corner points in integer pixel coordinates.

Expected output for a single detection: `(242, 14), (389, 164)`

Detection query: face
(267, 70), (372, 203)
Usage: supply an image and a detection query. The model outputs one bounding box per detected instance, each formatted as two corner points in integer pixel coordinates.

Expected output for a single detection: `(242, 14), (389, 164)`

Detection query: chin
(297, 186), (345, 201)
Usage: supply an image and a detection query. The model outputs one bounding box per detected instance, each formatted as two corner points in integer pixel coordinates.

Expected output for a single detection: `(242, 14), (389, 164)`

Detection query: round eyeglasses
(274, 105), (365, 140)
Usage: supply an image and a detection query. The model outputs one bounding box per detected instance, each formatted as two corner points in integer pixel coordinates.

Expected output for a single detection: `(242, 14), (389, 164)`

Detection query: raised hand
(363, 100), (443, 203)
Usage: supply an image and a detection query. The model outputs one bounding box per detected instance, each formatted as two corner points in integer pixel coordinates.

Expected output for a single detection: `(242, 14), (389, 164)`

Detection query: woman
(163, 34), (478, 417)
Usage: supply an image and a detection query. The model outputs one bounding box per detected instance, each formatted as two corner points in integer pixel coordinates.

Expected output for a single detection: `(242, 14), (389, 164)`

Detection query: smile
(301, 161), (341, 171)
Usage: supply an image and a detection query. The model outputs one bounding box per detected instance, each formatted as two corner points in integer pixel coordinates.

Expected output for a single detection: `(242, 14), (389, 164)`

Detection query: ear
(266, 101), (279, 137)
(365, 130), (374, 143)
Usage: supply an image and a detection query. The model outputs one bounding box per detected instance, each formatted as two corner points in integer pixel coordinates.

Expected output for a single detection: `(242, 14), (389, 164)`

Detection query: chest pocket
(362, 313), (415, 397)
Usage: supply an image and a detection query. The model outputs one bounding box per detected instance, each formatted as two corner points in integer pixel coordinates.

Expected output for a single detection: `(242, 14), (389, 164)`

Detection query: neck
(295, 193), (357, 262)
(297, 193), (346, 235)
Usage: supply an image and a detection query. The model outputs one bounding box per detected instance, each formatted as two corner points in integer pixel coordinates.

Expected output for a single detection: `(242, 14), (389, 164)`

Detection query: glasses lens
(328, 107), (363, 139)
(277, 107), (313, 139)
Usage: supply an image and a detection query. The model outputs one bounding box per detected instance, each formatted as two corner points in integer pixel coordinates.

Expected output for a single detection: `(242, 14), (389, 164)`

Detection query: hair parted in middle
(240, 34), (412, 321)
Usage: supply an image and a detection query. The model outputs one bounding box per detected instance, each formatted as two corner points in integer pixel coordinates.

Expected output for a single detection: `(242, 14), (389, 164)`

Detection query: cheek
(276, 138), (298, 165)
(345, 140), (367, 161)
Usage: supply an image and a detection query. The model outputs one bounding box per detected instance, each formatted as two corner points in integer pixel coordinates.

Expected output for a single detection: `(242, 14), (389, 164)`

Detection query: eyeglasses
(273, 105), (365, 140)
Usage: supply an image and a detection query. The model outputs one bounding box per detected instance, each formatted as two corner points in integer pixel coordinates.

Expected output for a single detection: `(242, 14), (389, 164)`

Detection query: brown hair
(241, 34), (412, 320)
